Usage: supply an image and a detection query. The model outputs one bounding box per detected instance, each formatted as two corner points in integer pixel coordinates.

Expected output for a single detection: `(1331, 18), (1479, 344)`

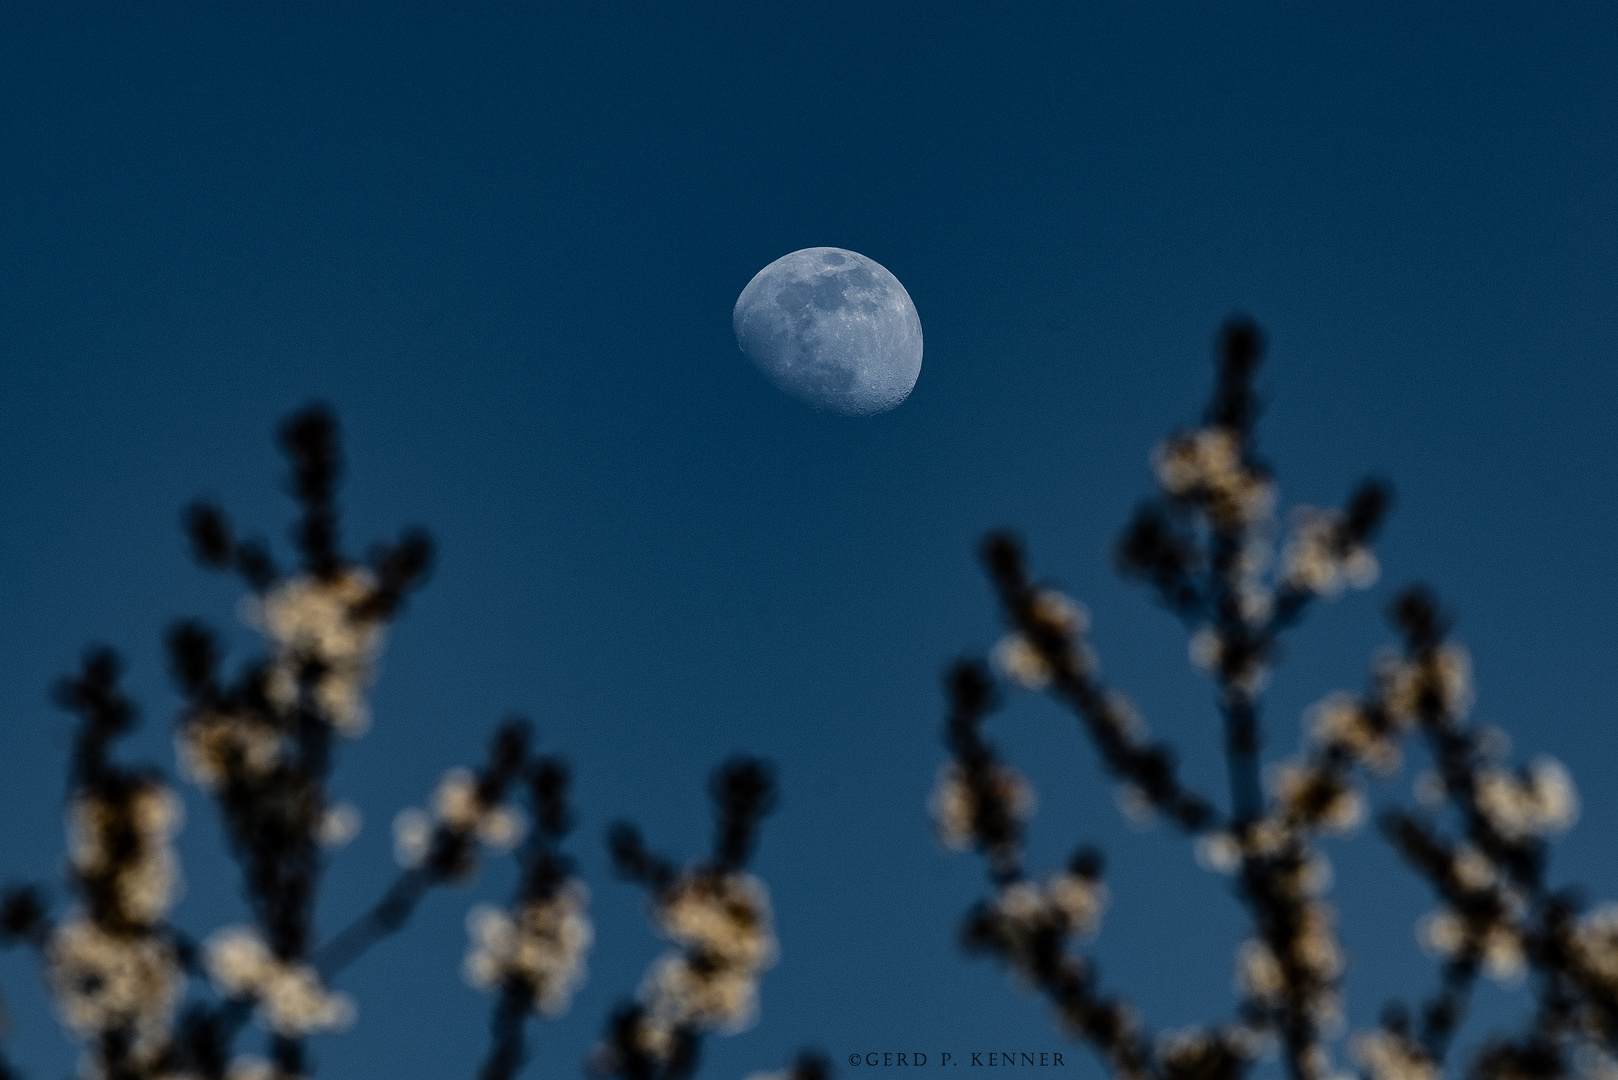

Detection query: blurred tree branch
(0, 407), (811, 1080)
(934, 317), (1610, 1080)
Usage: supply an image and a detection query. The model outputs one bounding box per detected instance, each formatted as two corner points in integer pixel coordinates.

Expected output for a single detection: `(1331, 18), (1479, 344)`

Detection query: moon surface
(733, 247), (923, 415)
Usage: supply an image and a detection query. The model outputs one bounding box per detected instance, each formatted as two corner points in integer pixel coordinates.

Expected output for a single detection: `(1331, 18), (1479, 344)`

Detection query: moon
(733, 247), (923, 415)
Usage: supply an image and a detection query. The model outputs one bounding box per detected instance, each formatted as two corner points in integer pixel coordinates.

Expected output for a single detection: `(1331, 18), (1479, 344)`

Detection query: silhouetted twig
(936, 317), (1606, 1080)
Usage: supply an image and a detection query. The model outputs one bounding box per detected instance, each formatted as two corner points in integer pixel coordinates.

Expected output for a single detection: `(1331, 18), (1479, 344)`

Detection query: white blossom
(1281, 506), (1378, 597)
(1307, 692), (1402, 775)
(1417, 908), (1525, 983)
(317, 803), (362, 848)
(1189, 626), (1224, 673)
(246, 570), (384, 735)
(656, 871), (777, 972)
(464, 881), (593, 1016)
(1045, 870), (1108, 934)
(1572, 905), (1618, 989)
(1235, 939), (1284, 999)
(391, 766), (527, 872)
(623, 870), (779, 1062)
(68, 784), (184, 926)
(1235, 903), (1342, 1007)
(432, 767), (526, 848)
(204, 927), (354, 1036)
(392, 807), (434, 868)
(1380, 645), (1473, 721)
(640, 953), (761, 1035)
(1450, 845), (1496, 892)
(176, 711), (283, 791)
(1293, 903), (1345, 983)
(1114, 783), (1156, 827)
(1153, 427), (1274, 527)
(994, 872), (1107, 940)
(1271, 764), (1364, 835)
(994, 634), (1053, 690)
(1195, 832), (1242, 874)
(46, 919), (181, 1053)
(1351, 1031), (1436, 1080)
(991, 592), (1086, 690)
(929, 762), (1035, 852)
(1475, 758), (1578, 841)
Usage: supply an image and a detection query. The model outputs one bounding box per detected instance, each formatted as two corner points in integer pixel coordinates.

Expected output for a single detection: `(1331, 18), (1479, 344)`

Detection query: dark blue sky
(2, 2), (1615, 1077)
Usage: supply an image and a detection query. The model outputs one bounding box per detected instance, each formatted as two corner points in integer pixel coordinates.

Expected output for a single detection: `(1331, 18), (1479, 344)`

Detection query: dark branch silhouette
(0, 408), (819, 1080)
(590, 758), (783, 1080)
(935, 317), (1606, 1080)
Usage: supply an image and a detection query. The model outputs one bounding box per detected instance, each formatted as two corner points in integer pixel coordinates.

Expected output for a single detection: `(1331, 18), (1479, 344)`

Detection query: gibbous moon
(733, 247), (923, 415)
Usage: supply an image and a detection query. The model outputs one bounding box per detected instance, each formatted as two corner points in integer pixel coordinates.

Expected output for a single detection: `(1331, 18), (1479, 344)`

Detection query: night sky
(2, 3), (1615, 1077)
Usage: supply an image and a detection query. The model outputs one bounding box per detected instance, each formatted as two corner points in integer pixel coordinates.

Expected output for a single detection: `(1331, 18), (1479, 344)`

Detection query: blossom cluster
(1377, 642), (1474, 724)
(1351, 1030), (1437, 1080)
(462, 748), (595, 1049)
(637, 869), (779, 1049)
(968, 866), (1109, 979)
(946, 321), (1403, 1080)
(465, 884), (594, 1017)
(176, 707), (283, 793)
(205, 927), (355, 1036)
(956, 847), (1213, 1080)
(1215, 579), (1600, 1078)
(35, 653), (189, 1077)
(47, 797), (186, 1070)
(978, 538), (1216, 834)
(1325, 602), (1570, 987)
(394, 765), (527, 876)
(1154, 427), (1275, 531)
(68, 781), (184, 932)
(1153, 1028), (1260, 1080)
(1233, 889), (1343, 1040)
(45, 917), (182, 1063)
(1473, 760), (1578, 844)
(590, 758), (780, 1080)
(991, 589), (1089, 691)
(248, 568), (386, 736)
(1190, 764), (1351, 1079)
(932, 656), (1242, 1080)
(13, 407), (448, 1080)
(1202, 616), (1492, 1074)
(932, 316), (1618, 1080)
(0, 407), (819, 1080)
(930, 761), (1036, 856)
(1279, 506), (1380, 598)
